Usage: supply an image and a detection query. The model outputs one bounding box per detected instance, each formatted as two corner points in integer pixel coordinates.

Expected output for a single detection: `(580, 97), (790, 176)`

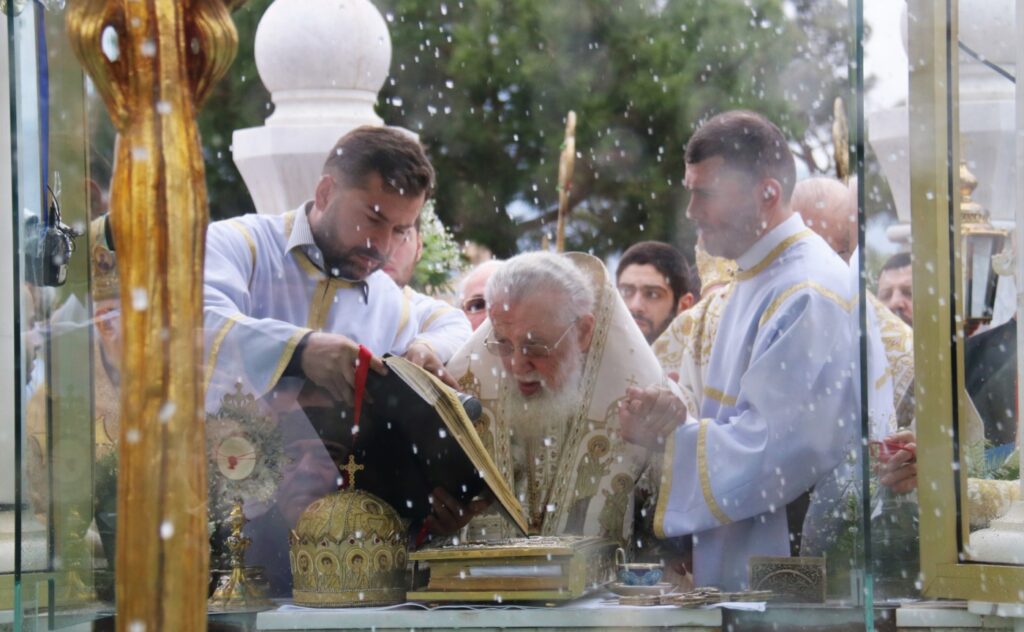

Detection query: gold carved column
(66, 1), (244, 628)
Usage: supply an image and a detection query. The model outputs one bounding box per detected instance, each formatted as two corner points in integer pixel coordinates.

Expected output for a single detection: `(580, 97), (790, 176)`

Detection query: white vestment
(447, 253), (674, 542)
(654, 214), (860, 589)
(203, 204), (418, 407)
(403, 286), (472, 363)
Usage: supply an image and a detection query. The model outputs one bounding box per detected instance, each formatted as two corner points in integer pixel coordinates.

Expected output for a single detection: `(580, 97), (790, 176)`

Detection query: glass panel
(862, 0), (923, 606)
(9, 0), (975, 628)
(957, 0), (1021, 567)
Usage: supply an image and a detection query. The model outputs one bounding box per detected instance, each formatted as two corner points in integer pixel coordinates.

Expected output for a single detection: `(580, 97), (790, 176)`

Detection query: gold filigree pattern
(289, 490), (408, 606)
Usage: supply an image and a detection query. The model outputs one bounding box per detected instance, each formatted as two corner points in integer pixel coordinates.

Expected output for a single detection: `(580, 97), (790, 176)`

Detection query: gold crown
(288, 487), (408, 607)
(90, 215), (119, 303)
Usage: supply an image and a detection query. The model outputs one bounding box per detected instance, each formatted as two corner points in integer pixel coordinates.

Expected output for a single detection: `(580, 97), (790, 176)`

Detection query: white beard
(507, 346), (586, 448)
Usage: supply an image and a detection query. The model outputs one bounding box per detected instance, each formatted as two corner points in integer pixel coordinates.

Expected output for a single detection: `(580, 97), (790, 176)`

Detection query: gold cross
(340, 454), (364, 489)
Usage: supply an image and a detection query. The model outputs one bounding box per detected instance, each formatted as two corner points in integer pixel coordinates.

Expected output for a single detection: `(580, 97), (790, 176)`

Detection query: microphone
(457, 392), (483, 422)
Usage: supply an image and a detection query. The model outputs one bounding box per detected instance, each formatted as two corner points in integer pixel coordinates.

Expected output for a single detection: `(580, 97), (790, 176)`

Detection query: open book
(291, 355), (527, 535)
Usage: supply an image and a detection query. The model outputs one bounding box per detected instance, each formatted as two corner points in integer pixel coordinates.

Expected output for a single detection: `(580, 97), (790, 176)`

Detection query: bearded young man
(620, 110), (860, 590)
(203, 126), (445, 408)
(440, 251), (676, 541)
(616, 241), (696, 344)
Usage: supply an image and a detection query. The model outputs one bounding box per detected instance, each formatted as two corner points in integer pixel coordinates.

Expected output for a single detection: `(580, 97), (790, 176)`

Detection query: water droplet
(140, 39), (157, 57)
(160, 521), (174, 539)
(132, 288), (149, 311)
(158, 401), (175, 423)
(156, 100), (172, 115)
(101, 27), (120, 62)
(126, 428), (140, 444)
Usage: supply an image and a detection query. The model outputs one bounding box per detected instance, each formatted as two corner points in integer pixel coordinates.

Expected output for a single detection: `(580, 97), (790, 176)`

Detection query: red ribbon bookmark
(352, 344), (373, 429)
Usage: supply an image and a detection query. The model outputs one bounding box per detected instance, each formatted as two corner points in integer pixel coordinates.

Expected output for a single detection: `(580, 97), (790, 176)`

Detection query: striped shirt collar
(285, 202), (323, 268)
(285, 202), (370, 299)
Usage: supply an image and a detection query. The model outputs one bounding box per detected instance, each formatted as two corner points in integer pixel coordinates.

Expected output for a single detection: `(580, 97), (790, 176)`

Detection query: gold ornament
(694, 242), (737, 296)
(289, 457), (409, 607)
(208, 501), (272, 609)
(67, 1), (244, 627)
(89, 215), (119, 303)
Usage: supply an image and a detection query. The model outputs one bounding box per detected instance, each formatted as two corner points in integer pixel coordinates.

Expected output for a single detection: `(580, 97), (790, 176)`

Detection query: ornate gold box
(748, 556), (826, 603)
(407, 536), (616, 602)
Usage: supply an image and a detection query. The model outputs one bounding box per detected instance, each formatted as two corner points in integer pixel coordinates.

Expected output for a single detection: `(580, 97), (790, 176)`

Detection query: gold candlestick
(209, 500), (271, 609)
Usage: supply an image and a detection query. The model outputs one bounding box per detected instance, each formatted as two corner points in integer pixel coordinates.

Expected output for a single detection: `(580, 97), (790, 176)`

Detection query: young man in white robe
(203, 126), (446, 409)
(619, 110), (860, 590)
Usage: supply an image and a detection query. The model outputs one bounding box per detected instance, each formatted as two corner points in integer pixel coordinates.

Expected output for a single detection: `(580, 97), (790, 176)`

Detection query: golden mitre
(288, 456), (408, 607)
(89, 215), (119, 303)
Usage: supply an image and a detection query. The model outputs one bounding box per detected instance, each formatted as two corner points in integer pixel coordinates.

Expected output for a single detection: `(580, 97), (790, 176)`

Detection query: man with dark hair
(204, 125), (442, 411)
(619, 110), (860, 589)
(616, 241), (695, 343)
(878, 252), (913, 325)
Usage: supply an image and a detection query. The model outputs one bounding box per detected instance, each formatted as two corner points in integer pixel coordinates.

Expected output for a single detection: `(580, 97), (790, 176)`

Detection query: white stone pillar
(232, 0), (393, 215)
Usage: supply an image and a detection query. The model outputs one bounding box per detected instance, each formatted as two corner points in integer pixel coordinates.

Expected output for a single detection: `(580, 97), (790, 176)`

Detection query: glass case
(2, 0), (1021, 630)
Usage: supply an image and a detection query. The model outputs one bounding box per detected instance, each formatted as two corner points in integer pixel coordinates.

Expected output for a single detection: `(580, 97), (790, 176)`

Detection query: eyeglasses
(462, 296), (487, 314)
(484, 319), (578, 358)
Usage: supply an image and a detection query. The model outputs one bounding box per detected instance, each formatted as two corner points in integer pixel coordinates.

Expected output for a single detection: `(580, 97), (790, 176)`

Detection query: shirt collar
(285, 202), (322, 265)
(735, 213), (806, 272)
(285, 202), (370, 300)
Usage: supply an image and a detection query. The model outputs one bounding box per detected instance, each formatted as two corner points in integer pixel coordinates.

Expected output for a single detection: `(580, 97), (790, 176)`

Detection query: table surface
(256, 595), (724, 630)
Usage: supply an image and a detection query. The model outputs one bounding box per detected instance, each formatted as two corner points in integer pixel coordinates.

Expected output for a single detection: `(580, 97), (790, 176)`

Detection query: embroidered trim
(396, 291), (412, 339)
(703, 385), (737, 407)
(227, 220), (257, 289)
(735, 230), (814, 281)
(697, 419), (732, 525)
(653, 431), (676, 539)
(306, 278), (355, 331)
(758, 281), (855, 328)
(283, 210), (297, 240)
(203, 314), (243, 393)
(421, 304), (455, 332)
(266, 328), (312, 394)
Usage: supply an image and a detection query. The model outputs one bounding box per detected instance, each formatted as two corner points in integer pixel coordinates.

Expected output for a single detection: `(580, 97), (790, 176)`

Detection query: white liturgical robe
(403, 286), (471, 363)
(654, 214), (859, 590)
(447, 253), (675, 542)
(203, 204), (418, 407)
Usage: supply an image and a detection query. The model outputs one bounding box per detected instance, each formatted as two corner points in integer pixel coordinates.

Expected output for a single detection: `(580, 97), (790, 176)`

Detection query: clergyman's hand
(425, 486), (492, 536)
(404, 341), (458, 388)
(299, 332), (386, 406)
(877, 430), (918, 495)
(618, 385), (687, 450)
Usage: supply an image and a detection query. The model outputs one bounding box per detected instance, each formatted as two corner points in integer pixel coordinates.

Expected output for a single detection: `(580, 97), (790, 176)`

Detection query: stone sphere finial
(253, 0), (392, 127)
(233, 0), (403, 215)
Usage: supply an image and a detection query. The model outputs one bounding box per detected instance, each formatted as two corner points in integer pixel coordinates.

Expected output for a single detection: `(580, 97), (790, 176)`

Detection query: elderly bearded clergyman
(443, 251), (677, 541)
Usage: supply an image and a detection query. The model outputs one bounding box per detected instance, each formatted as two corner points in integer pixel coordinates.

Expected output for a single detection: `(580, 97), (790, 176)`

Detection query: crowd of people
(37, 108), (1016, 599)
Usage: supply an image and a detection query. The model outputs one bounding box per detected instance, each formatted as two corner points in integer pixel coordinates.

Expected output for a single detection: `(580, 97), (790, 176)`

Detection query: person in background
(616, 241), (696, 344)
(382, 212), (471, 373)
(878, 252), (913, 326)
(456, 259), (502, 331)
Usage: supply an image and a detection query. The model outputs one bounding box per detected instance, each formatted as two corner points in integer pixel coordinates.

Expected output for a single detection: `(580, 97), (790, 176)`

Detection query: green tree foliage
(199, 0), (273, 222)
(201, 1), (858, 258)
(374, 0), (847, 257)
